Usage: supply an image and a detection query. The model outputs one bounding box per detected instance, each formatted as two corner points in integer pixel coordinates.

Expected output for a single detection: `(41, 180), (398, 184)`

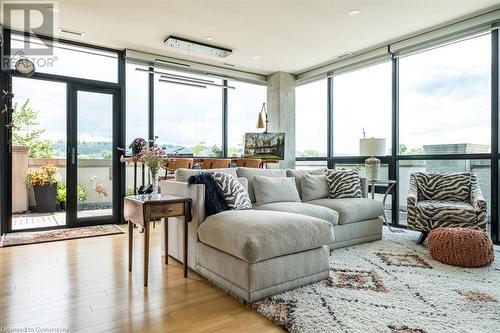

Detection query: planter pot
(33, 184), (58, 213)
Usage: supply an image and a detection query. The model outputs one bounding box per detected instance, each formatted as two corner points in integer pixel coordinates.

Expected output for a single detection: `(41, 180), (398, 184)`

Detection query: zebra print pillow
(211, 172), (252, 210)
(325, 170), (362, 199)
(414, 172), (471, 202)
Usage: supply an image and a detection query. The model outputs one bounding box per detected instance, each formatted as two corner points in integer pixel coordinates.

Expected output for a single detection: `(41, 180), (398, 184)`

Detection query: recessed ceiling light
(347, 10), (360, 16)
(205, 36), (213, 41)
(252, 55), (260, 60)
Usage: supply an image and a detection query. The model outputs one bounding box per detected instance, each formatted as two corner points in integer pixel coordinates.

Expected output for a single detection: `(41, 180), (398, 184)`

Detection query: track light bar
(164, 36), (232, 58)
(160, 75), (235, 89)
(159, 79), (206, 88)
(135, 67), (214, 83)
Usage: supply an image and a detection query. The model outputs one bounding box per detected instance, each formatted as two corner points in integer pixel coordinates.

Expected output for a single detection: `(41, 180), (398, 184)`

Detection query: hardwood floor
(0, 225), (282, 332)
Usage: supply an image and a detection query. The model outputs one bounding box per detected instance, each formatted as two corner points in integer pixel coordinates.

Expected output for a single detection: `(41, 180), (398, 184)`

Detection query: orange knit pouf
(428, 228), (494, 268)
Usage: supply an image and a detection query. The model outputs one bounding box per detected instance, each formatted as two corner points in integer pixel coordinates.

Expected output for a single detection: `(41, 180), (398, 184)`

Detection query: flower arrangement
(26, 165), (60, 188)
(138, 139), (166, 178)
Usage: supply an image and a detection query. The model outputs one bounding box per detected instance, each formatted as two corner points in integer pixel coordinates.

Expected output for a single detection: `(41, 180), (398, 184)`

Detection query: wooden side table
(124, 194), (192, 287)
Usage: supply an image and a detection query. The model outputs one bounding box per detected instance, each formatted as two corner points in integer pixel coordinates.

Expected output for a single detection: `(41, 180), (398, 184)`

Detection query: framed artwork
(244, 132), (285, 160)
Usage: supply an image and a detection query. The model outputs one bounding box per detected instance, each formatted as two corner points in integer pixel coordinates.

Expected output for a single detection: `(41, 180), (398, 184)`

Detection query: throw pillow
(253, 176), (301, 205)
(301, 174), (329, 202)
(326, 170), (362, 199)
(188, 173), (228, 217)
(286, 168), (327, 199)
(211, 172), (253, 210)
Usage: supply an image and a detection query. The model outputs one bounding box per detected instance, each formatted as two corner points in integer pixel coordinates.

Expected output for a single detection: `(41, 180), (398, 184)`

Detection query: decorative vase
(33, 183), (58, 213)
(151, 172), (159, 194)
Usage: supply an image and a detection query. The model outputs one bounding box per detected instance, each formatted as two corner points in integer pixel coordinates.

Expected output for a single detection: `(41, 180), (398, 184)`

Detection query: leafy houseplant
(26, 165), (60, 213)
(57, 184), (87, 210)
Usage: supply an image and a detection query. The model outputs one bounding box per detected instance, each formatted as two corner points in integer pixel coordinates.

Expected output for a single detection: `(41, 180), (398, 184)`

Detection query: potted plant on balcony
(25, 165), (60, 213)
(57, 183), (87, 211)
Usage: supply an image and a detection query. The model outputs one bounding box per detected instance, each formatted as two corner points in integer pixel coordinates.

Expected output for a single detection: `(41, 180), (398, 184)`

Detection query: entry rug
(0, 224), (124, 247)
(251, 229), (500, 333)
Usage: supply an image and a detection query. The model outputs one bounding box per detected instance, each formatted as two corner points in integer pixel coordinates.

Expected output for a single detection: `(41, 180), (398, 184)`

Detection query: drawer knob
(164, 208), (173, 213)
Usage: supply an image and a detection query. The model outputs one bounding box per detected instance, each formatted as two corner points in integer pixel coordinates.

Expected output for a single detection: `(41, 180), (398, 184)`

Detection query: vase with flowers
(138, 138), (166, 194)
(26, 165), (61, 213)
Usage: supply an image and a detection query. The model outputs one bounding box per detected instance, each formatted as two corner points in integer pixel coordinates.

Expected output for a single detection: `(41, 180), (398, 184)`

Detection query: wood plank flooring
(0, 225), (282, 332)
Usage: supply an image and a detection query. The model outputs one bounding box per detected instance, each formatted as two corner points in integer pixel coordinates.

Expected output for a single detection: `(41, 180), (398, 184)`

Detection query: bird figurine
(90, 176), (108, 208)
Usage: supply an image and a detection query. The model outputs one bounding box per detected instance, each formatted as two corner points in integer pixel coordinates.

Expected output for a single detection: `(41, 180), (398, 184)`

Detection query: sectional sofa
(160, 167), (384, 302)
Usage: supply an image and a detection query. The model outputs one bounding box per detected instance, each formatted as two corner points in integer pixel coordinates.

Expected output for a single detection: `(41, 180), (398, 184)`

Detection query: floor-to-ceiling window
(2, 31), (122, 233)
(294, 31), (497, 241)
(154, 70), (223, 156)
(227, 80), (266, 157)
(333, 62), (392, 156)
(295, 79), (328, 169)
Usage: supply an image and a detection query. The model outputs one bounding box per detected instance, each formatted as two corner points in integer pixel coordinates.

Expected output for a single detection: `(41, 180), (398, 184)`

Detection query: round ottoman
(428, 228), (494, 268)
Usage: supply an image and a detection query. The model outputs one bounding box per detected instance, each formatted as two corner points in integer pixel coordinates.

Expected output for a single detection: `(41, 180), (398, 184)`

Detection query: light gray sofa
(160, 167), (383, 303)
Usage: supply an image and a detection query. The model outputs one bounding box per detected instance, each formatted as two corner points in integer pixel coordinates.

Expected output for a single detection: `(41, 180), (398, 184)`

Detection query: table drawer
(149, 202), (185, 218)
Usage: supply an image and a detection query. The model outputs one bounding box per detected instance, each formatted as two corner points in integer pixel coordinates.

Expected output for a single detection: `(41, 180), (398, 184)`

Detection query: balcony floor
(12, 209), (113, 230)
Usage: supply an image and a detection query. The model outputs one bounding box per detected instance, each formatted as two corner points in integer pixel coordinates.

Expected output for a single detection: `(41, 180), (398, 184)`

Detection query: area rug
(0, 225), (124, 247)
(251, 229), (499, 333)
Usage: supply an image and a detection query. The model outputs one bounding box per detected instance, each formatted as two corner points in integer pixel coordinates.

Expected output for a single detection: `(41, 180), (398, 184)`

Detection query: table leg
(164, 218), (169, 265)
(183, 217), (188, 278)
(144, 220), (150, 287)
(128, 220), (133, 272)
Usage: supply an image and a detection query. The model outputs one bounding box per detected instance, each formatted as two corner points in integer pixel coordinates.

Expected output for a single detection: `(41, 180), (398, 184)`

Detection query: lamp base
(365, 156), (380, 181)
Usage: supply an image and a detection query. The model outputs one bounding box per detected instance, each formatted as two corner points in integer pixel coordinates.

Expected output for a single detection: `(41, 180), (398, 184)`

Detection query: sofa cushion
(413, 172), (471, 202)
(211, 172), (252, 210)
(254, 202), (338, 226)
(175, 168), (238, 182)
(301, 174), (329, 202)
(198, 210), (334, 263)
(325, 170), (362, 199)
(307, 198), (383, 224)
(236, 168), (287, 203)
(253, 176), (301, 205)
(286, 168), (327, 198)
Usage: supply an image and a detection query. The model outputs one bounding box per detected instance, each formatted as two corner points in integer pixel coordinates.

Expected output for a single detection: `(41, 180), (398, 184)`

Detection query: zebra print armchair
(407, 172), (487, 244)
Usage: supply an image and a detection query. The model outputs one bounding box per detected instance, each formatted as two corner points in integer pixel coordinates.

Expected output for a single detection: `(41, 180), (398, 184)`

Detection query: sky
(11, 32), (493, 158)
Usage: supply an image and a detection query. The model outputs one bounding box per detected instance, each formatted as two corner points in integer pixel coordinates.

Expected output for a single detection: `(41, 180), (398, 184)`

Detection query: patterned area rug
(251, 229), (499, 333)
(0, 225), (124, 247)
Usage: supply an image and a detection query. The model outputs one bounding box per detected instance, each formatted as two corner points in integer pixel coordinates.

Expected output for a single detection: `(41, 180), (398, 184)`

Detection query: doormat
(0, 225), (124, 247)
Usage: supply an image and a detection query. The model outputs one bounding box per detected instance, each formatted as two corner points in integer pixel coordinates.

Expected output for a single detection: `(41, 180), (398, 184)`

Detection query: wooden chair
(236, 158), (262, 168)
(164, 158), (194, 178)
(202, 158), (232, 169)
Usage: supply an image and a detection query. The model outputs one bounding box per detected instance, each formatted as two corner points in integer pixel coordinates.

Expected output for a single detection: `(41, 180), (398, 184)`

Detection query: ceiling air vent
(164, 36), (232, 58)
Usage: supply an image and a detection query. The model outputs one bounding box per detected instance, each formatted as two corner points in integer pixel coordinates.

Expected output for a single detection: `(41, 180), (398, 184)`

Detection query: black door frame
(0, 29), (125, 233)
(66, 84), (122, 228)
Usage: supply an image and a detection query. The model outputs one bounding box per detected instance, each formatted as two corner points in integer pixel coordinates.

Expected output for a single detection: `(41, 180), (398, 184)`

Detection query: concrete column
(266, 72), (295, 169)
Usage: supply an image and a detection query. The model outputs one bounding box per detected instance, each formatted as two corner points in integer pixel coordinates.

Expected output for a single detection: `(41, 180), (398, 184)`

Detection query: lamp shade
(256, 111), (266, 129)
(360, 138), (386, 156)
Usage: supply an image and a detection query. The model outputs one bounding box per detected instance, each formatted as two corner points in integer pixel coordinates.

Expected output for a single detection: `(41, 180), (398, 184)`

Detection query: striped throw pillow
(326, 170), (362, 199)
(211, 172), (252, 210)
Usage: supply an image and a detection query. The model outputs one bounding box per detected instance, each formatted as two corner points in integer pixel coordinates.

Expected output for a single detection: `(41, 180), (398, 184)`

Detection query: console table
(124, 194), (192, 287)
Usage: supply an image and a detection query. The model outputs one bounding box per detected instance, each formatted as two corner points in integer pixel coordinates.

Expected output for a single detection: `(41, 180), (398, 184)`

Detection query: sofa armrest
(471, 175), (487, 226)
(161, 180), (206, 226)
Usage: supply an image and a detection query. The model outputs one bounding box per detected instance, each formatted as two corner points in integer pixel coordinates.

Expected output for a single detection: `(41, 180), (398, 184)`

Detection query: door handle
(71, 147), (76, 165)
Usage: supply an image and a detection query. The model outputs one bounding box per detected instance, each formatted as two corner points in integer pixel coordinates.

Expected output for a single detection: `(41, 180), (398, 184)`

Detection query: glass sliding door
(67, 86), (120, 227)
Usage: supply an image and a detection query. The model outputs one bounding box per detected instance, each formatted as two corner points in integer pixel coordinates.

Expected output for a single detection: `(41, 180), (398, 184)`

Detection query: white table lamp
(360, 138), (386, 181)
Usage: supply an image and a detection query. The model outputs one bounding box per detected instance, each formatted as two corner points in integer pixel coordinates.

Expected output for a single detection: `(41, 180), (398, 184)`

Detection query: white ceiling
(6, 0), (500, 75)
